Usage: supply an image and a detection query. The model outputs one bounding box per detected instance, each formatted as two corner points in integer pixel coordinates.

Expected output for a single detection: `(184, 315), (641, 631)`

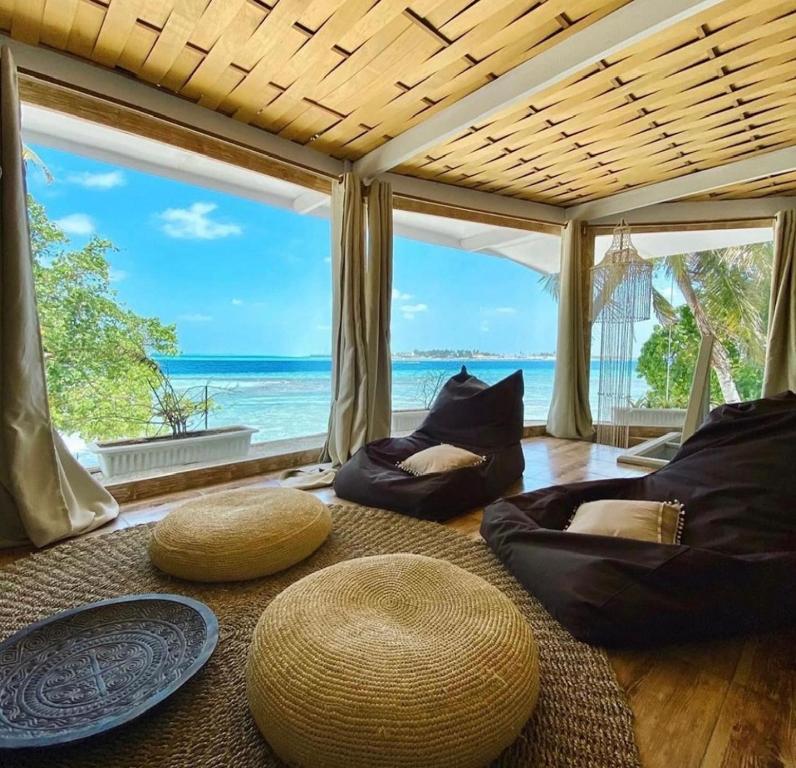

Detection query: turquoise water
(155, 356), (649, 442)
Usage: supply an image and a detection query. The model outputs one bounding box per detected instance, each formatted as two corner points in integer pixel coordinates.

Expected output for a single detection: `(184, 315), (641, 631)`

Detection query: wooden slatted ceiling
(1, 0), (795, 208)
(683, 170), (796, 200)
(397, 0), (796, 204)
(0, 0), (630, 160)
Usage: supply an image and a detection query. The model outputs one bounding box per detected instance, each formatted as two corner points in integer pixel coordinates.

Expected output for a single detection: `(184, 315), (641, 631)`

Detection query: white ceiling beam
(293, 190), (328, 214)
(22, 107), (302, 213)
(392, 221), (464, 252)
(459, 229), (543, 251)
(353, 0), (725, 178)
(385, 172), (564, 227)
(567, 147), (796, 221)
(588, 197), (796, 226)
(482, 238), (562, 274)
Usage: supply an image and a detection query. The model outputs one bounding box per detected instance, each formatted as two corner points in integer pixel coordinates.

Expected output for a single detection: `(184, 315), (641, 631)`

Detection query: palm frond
(23, 145), (53, 183)
(652, 287), (677, 327)
(537, 271), (560, 301)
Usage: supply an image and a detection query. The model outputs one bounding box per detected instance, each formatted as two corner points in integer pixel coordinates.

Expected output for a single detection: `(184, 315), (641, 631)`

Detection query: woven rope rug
(0, 504), (640, 768)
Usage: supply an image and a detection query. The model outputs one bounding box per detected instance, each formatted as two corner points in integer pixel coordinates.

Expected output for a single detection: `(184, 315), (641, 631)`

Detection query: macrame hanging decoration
(591, 220), (652, 447)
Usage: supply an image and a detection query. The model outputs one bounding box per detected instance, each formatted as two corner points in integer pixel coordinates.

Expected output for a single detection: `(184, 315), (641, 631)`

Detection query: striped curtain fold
(763, 209), (796, 396)
(321, 173), (392, 466)
(546, 220), (595, 440)
(0, 47), (118, 548)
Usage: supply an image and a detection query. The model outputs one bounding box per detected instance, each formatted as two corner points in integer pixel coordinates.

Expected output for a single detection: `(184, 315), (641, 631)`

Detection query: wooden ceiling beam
(566, 146), (796, 220)
(353, 0), (727, 178)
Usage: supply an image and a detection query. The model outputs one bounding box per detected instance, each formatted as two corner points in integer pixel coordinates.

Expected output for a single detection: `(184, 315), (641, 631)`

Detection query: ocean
(153, 355), (650, 442)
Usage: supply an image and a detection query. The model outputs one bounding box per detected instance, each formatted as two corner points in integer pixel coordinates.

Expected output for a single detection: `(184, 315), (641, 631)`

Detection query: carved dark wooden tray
(0, 594), (218, 749)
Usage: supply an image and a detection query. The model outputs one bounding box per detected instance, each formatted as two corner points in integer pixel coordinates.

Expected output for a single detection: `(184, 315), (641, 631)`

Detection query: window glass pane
(391, 213), (560, 423)
(590, 226), (773, 419)
(26, 144), (331, 472)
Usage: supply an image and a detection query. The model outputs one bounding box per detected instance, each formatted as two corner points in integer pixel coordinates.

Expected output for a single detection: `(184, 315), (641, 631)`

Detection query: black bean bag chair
(482, 392), (796, 647)
(334, 367), (525, 521)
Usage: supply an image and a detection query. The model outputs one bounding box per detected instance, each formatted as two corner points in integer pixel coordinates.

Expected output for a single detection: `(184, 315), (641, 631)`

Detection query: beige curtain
(364, 180), (393, 442)
(322, 174), (367, 466)
(0, 47), (119, 548)
(321, 173), (393, 466)
(763, 209), (796, 396)
(546, 220), (595, 440)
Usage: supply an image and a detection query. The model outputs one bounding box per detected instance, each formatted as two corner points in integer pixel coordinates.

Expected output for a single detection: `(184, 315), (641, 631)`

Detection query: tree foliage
(639, 242), (771, 406)
(30, 197), (179, 441)
(636, 305), (722, 407)
(637, 304), (765, 408)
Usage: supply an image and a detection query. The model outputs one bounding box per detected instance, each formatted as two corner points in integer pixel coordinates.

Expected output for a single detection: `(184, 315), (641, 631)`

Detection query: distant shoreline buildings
(392, 349), (556, 361)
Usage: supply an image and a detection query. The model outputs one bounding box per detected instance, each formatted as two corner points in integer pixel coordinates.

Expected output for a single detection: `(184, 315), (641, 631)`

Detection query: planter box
(612, 407), (687, 428)
(89, 426), (257, 480)
(391, 409), (429, 434)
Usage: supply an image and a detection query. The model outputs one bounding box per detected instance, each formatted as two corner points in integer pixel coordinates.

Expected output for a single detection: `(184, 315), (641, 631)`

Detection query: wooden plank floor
(2, 437), (793, 768)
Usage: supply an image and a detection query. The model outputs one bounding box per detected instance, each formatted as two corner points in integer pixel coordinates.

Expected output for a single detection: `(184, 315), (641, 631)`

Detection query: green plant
(636, 305), (764, 408)
(142, 358), (215, 437)
(636, 306), (722, 407)
(417, 368), (448, 409)
(30, 196), (180, 441)
(648, 244), (771, 403)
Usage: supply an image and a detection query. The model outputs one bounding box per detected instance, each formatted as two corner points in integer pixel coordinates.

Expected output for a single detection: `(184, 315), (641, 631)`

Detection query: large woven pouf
(149, 487), (332, 582)
(246, 553), (540, 768)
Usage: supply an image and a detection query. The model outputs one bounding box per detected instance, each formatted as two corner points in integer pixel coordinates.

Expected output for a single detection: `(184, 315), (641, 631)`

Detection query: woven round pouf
(149, 488), (332, 582)
(246, 553), (539, 768)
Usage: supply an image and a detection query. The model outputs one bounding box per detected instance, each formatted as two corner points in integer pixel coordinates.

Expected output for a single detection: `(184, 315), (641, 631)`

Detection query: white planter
(89, 426), (257, 480)
(391, 409), (429, 434)
(612, 407), (687, 428)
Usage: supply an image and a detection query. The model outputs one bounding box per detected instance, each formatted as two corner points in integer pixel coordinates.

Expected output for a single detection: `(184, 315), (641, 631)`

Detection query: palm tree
(649, 244), (770, 403)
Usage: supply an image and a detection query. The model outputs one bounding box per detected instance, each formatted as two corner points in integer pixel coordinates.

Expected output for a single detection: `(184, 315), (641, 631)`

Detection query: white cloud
(392, 288), (412, 301)
(68, 170), (126, 189)
(401, 302), (428, 320)
(55, 213), (95, 236)
(480, 320), (490, 333)
(178, 313), (213, 323)
(316, 323), (331, 331)
(323, 256), (331, 264)
(109, 267), (128, 283)
(482, 306), (518, 317)
(159, 203), (242, 240)
(231, 298), (244, 306)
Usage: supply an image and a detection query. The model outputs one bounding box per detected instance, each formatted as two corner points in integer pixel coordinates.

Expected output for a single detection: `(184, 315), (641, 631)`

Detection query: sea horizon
(153, 355), (648, 440)
(156, 352), (559, 360)
(68, 353), (648, 464)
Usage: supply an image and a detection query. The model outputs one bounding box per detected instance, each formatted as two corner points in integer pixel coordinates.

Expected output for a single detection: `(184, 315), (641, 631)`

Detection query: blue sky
(27, 143), (561, 357)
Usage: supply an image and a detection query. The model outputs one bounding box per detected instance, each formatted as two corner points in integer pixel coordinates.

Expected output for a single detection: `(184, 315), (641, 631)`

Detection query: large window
(26, 144), (332, 469)
(390, 220), (560, 422)
(589, 225), (773, 421)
